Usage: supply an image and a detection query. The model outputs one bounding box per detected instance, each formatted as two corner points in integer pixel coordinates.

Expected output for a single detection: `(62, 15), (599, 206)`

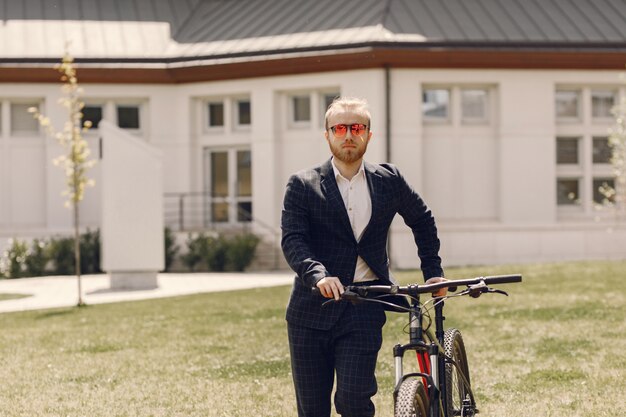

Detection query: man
(281, 97), (445, 417)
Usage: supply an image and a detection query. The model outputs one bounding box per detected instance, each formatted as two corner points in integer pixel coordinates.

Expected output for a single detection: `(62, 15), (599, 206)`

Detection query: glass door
(203, 148), (252, 225)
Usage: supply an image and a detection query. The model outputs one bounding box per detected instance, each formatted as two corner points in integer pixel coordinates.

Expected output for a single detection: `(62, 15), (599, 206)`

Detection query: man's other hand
(425, 276), (448, 297)
(316, 277), (344, 300)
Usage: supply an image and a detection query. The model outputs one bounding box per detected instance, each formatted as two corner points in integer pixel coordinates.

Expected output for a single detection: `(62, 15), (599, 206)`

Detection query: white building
(1, 0), (625, 269)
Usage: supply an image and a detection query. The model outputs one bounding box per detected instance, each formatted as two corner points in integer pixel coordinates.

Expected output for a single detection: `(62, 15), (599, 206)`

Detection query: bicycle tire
(444, 328), (474, 417)
(394, 376), (428, 417)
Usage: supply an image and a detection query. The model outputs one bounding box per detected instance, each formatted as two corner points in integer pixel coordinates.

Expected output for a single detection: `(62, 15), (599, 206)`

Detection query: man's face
(324, 111), (372, 164)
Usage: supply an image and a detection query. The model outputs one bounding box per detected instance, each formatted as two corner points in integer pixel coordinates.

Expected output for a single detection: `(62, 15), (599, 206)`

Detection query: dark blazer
(281, 158), (443, 330)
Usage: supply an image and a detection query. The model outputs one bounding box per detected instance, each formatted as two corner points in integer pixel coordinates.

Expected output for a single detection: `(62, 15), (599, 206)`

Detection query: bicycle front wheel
(394, 376), (428, 417)
(444, 328), (474, 416)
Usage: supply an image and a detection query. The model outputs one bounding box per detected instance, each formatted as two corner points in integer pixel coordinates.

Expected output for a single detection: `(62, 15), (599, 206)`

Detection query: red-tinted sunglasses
(329, 123), (368, 139)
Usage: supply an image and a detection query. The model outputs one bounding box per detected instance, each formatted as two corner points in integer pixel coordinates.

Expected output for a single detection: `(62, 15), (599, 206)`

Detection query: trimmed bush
(79, 229), (102, 274)
(163, 227), (180, 272)
(226, 234), (260, 271)
(46, 236), (75, 275)
(181, 233), (206, 272)
(204, 235), (228, 272)
(25, 239), (48, 277)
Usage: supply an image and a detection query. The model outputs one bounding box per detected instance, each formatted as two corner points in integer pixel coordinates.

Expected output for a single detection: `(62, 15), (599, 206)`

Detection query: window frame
(422, 87), (452, 124)
(234, 98), (252, 129)
(289, 94), (312, 128)
(9, 100), (42, 136)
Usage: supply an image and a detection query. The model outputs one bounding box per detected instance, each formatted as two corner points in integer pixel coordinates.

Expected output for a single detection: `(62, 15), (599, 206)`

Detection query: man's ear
(324, 130), (329, 141)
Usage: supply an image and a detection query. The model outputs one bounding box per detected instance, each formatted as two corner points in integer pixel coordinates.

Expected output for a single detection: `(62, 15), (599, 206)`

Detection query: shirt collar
(331, 157), (365, 181)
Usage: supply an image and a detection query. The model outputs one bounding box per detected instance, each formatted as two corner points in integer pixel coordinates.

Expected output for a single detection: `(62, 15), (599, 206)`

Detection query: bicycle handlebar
(312, 274), (522, 296)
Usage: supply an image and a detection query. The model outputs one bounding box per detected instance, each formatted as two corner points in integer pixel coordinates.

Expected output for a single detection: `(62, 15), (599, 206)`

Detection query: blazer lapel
(320, 159), (355, 240)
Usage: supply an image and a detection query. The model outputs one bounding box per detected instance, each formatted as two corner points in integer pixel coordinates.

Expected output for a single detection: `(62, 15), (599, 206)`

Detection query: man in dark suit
(281, 97), (445, 417)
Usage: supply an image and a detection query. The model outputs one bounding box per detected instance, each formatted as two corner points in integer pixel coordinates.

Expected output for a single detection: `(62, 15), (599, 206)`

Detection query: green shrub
(0, 239), (29, 278)
(46, 236), (75, 275)
(25, 239), (48, 277)
(163, 227), (180, 272)
(79, 228), (102, 274)
(203, 235), (227, 272)
(225, 234), (260, 271)
(181, 233), (205, 272)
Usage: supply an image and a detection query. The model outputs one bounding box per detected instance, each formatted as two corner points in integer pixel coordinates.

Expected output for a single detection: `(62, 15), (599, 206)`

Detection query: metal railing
(163, 192), (283, 269)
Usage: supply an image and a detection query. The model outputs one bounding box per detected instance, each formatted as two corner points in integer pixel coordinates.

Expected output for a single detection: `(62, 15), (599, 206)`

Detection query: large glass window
(555, 86), (619, 216)
(204, 148), (252, 224)
(11, 103), (40, 134)
(422, 89), (450, 120)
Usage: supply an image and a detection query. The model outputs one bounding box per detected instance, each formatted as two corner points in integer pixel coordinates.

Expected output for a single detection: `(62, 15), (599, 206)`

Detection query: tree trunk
(75, 196), (83, 306)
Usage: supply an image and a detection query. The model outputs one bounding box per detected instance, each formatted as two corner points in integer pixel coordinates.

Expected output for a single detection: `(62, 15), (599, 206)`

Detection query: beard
(328, 140), (367, 164)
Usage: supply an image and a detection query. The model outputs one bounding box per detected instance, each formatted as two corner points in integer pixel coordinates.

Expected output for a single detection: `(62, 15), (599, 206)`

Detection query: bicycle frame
(393, 293), (452, 417)
(320, 274), (521, 417)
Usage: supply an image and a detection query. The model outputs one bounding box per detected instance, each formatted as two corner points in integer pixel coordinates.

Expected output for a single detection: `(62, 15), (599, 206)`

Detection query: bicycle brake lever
(486, 288), (509, 296)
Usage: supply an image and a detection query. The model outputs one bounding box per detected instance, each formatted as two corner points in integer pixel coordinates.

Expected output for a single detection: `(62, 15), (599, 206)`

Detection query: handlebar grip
(311, 287), (321, 295)
(483, 274), (522, 285)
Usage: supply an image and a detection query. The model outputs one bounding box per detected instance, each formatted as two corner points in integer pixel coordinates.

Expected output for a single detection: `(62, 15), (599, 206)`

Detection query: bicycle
(320, 274), (522, 417)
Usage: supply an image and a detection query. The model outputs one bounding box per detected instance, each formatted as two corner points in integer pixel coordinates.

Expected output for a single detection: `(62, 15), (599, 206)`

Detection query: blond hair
(324, 96), (371, 130)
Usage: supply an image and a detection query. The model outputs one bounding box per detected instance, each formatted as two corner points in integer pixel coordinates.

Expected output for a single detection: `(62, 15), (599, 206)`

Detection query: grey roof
(0, 0), (625, 62)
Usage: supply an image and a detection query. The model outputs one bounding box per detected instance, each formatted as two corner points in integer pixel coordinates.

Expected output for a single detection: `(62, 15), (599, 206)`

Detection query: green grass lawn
(0, 260), (624, 416)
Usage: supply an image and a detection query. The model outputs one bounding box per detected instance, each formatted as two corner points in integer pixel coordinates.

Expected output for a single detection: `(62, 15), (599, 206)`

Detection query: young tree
(29, 53), (96, 306)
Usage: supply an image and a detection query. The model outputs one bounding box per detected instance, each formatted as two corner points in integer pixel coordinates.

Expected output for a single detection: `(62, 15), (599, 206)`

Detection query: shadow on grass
(34, 308), (80, 320)
(0, 293), (32, 302)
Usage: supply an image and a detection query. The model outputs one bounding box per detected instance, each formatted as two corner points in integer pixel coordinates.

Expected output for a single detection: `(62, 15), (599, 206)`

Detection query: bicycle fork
(393, 300), (442, 417)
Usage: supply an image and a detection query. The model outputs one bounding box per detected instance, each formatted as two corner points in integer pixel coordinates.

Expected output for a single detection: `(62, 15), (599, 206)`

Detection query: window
(322, 93), (339, 112)
(593, 178), (615, 204)
(555, 90), (581, 120)
(210, 151), (229, 223)
(117, 105), (140, 129)
(592, 90), (615, 119)
(82, 105), (103, 129)
(422, 89), (450, 120)
(292, 95), (311, 123)
(236, 100), (251, 126)
(236, 150), (252, 221)
(555, 86), (619, 216)
(557, 179), (580, 205)
(592, 137), (612, 164)
(208, 102), (224, 127)
(556, 137), (580, 164)
(11, 103), (39, 134)
(203, 148), (252, 224)
(461, 89), (488, 122)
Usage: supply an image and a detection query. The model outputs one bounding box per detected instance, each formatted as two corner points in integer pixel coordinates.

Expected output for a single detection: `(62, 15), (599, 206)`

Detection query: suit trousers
(287, 302), (386, 417)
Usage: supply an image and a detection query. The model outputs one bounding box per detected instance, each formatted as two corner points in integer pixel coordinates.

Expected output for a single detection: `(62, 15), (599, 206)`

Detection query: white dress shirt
(331, 158), (377, 282)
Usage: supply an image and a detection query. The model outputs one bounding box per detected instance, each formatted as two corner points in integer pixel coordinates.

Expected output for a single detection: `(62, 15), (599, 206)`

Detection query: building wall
(1, 68), (625, 267)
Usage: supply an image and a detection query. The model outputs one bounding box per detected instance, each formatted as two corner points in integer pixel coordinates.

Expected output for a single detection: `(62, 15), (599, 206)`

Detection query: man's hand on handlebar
(425, 276), (448, 297)
(316, 277), (344, 300)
